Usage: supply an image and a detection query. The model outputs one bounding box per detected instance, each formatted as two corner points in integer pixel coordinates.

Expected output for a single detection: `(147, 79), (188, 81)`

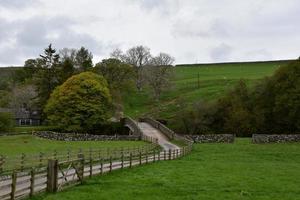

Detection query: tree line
(0, 44), (175, 132)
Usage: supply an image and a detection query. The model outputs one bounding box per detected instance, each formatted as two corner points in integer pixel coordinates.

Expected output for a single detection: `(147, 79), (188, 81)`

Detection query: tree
(252, 59), (300, 133)
(44, 72), (113, 132)
(9, 84), (37, 113)
(0, 112), (14, 133)
(150, 52), (175, 66)
(75, 47), (93, 72)
(111, 46), (151, 91)
(59, 48), (77, 63)
(145, 53), (175, 100)
(34, 44), (61, 110)
(94, 58), (135, 91)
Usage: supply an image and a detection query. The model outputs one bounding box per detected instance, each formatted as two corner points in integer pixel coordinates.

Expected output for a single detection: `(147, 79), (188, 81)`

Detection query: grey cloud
(172, 18), (231, 39)
(0, 0), (41, 9)
(0, 15), (108, 65)
(210, 43), (233, 62)
(139, 0), (165, 10)
(244, 49), (273, 61)
(134, 0), (179, 16)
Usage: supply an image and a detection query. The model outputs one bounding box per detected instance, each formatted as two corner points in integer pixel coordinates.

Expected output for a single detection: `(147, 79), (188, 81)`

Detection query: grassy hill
(123, 60), (290, 120)
(0, 60), (292, 120)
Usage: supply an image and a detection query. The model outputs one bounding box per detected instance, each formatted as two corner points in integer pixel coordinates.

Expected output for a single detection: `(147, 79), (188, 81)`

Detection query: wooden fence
(0, 136), (192, 200)
(0, 142), (157, 175)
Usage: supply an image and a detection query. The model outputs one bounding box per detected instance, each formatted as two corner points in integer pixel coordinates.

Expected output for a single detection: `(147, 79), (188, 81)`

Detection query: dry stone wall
(252, 134), (300, 143)
(185, 134), (235, 143)
(34, 131), (140, 141)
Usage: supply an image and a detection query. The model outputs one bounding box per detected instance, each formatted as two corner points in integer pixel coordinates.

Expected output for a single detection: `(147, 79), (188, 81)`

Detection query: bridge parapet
(139, 117), (193, 145)
(122, 117), (143, 137)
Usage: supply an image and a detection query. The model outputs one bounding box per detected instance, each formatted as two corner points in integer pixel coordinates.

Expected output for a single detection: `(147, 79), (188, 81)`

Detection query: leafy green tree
(44, 72), (113, 132)
(75, 47), (93, 72)
(253, 59), (300, 133)
(94, 58), (135, 91)
(0, 112), (14, 133)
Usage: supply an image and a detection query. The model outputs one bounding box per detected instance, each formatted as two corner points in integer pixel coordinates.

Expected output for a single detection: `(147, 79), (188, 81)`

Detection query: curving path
(138, 122), (180, 150)
(0, 121), (182, 200)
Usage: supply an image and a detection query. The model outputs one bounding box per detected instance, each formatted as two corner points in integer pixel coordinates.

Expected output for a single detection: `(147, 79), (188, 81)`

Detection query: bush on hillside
(44, 72), (113, 132)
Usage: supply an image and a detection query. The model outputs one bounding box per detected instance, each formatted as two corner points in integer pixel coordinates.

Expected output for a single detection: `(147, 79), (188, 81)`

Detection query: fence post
(67, 149), (70, 161)
(173, 149), (175, 159)
(164, 150), (166, 160)
(30, 168), (35, 197)
(158, 151), (160, 161)
(53, 150), (57, 160)
(39, 152), (43, 168)
(109, 156), (112, 172)
(21, 153), (25, 172)
(153, 150), (156, 162)
(129, 153), (132, 168)
(11, 170), (17, 200)
(169, 149), (172, 160)
(176, 149), (179, 158)
(0, 155), (3, 173)
(47, 159), (58, 193)
(121, 152), (124, 169)
(100, 159), (103, 175)
(146, 151), (148, 164)
(89, 158), (93, 178)
(88, 148), (92, 178)
(139, 151), (142, 165)
(77, 153), (85, 183)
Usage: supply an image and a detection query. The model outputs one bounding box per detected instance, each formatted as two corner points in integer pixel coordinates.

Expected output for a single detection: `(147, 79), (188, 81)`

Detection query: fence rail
(0, 142), (157, 175)
(0, 118), (193, 200)
(0, 134), (192, 200)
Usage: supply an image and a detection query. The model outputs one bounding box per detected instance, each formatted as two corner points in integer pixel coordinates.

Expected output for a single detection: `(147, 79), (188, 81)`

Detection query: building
(0, 107), (41, 126)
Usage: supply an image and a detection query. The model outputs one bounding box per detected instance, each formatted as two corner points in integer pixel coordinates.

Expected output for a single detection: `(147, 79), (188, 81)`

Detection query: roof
(0, 107), (41, 119)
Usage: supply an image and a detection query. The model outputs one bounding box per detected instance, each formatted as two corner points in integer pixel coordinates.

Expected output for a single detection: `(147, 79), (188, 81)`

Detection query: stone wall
(252, 134), (300, 143)
(34, 131), (140, 141)
(184, 134), (235, 143)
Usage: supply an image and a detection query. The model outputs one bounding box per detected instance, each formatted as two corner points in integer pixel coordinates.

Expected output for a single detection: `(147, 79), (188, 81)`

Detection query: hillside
(0, 60), (291, 120)
(123, 60), (291, 120)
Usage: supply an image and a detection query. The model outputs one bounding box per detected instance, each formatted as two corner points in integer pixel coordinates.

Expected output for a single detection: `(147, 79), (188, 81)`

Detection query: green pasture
(30, 138), (300, 200)
(0, 135), (147, 157)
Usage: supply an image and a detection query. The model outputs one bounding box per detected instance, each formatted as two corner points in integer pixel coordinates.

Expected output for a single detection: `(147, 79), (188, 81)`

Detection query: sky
(0, 0), (299, 66)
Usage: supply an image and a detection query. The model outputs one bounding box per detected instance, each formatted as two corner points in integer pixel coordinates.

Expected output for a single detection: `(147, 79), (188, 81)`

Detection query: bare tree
(150, 52), (175, 66)
(111, 46), (151, 91)
(110, 48), (126, 61)
(59, 48), (77, 63)
(145, 52), (175, 100)
(9, 84), (37, 112)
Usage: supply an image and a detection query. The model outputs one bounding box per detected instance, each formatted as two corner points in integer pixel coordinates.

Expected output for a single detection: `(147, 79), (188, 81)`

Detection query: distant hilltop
(176, 59), (294, 67)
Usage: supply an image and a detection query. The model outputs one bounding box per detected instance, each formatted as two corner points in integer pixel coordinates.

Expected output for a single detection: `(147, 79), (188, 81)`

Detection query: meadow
(123, 61), (286, 119)
(29, 138), (300, 200)
(0, 135), (147, 157)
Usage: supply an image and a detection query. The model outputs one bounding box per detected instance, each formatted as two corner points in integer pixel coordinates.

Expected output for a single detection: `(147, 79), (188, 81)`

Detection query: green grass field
(29, 138), (300, 200)
(0, 135), (147, 157)
(123, 61), (287, 119)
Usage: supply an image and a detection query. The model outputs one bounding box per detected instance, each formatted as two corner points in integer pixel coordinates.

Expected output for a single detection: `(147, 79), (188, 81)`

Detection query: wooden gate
(47, 154), (85, 192)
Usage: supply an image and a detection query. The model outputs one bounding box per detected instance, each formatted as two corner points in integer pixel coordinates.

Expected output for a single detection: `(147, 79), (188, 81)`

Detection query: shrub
(0, 112), (14, 133)
(44, 72), (113, 132)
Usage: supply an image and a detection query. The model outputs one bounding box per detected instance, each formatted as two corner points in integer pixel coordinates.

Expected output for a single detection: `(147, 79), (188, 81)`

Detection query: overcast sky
(0, 0), (299, 66)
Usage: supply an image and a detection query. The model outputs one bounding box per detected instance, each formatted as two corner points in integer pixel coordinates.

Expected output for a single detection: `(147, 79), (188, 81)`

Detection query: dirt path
(0, 121), (181, 199)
